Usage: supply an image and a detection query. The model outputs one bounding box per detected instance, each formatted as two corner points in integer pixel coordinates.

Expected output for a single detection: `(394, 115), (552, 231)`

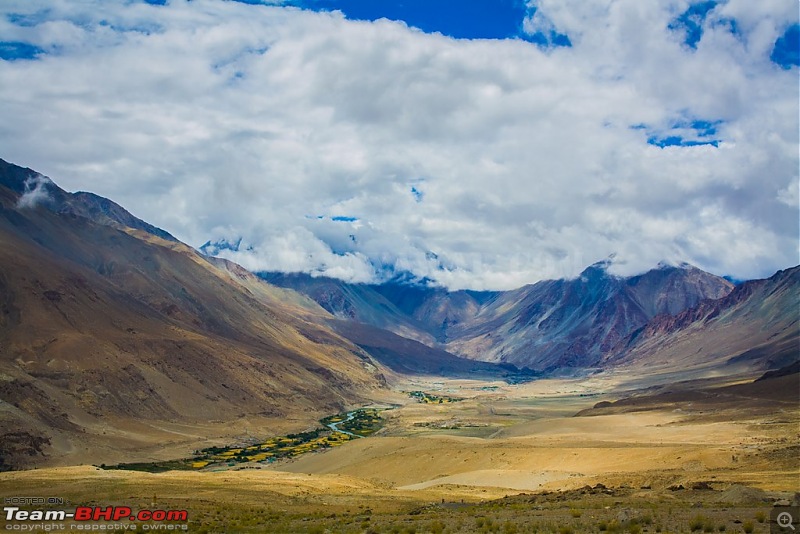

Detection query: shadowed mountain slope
(371, 284), (500, 343)
(259, 274), (531, 380)
(259, 273), (439, 345)
(445, 261), (735, 370)
(327, 319), (534, 380)
(577, 359), (799, 418)
(605, 265), (800, 374)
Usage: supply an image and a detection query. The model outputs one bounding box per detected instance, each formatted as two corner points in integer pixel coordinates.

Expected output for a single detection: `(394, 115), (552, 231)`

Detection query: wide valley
(2, 371), (796, 533)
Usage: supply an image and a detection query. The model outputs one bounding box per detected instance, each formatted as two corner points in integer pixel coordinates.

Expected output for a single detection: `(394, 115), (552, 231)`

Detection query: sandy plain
(0, 372), (797, 532)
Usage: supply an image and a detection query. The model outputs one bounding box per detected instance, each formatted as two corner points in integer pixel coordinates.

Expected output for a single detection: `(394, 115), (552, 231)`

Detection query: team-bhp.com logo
(4, 506), (189, 531)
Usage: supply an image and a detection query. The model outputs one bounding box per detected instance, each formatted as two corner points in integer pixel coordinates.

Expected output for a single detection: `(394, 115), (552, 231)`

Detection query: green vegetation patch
(408, 391), (463, 404)
(324, 408), (384, 437)
(102, 408), (386, 473)
(99, 460), (196, 473)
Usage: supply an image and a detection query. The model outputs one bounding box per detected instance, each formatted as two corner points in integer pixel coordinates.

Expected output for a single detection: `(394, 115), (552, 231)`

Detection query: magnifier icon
(778, 511), (795, 530)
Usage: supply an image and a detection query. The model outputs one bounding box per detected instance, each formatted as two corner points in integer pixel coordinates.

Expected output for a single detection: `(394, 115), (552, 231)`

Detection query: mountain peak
(656, 260), (694, 271)
(0, 158), (176, 242)
(67, 191), (177, 242)
(200, 237), (244, 256)
(579, 255), (618, 281)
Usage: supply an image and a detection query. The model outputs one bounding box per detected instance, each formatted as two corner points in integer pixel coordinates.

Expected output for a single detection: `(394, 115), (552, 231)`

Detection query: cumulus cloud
(0, 0), (796, 289)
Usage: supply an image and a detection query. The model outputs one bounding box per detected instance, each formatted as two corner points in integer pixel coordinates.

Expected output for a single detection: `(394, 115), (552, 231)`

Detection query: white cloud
(16, 174), (53, 209)
(0, 0), (796, 289)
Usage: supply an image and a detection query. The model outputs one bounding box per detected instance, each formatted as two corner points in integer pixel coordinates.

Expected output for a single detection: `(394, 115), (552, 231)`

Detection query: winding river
(325, 411), (363, 438)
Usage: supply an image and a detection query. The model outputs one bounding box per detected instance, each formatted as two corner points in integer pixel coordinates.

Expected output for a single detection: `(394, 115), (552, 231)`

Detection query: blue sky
(294, 0), (531, 40)
(771, 23), (800, 69)
(0, 41), (42, 60)
(283, 0), (790, 57)
(286, 0), (571, 46)
(0, 0), (797, 289)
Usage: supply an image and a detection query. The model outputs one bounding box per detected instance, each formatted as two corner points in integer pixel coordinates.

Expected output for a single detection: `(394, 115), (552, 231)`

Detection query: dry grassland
(1, 374), (797, 532)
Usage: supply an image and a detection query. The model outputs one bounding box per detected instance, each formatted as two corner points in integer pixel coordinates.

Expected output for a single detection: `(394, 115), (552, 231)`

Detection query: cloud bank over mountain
(0, 0), (797, 289)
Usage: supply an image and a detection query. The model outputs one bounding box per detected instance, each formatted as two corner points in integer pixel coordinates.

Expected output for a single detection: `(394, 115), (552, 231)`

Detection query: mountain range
(0, 157), (797, 469)
(263, 260), (790, 374)
(264, 263), (797, 376)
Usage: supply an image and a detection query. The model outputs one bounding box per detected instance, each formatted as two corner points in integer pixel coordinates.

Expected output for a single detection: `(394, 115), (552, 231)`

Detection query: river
(325, 411), (363, 438)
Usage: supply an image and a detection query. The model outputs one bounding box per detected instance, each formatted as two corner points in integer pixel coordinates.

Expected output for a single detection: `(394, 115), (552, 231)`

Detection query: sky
(0, 0), (797, 290)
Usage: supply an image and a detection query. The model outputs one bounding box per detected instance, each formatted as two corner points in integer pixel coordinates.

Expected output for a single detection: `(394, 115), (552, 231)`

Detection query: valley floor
(1, 372), (797, 532)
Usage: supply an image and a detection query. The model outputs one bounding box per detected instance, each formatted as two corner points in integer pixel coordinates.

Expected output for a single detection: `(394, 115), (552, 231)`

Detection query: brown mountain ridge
(0, 159), (387, 470)
(606, 264), (800, 374)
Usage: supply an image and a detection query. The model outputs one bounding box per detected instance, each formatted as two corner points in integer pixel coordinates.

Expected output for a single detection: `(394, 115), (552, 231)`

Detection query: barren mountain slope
(0, 159), (385, 470)
(260, 272), (437, 345)
(445, 262), (734, 370)
(605, 265), (799, 374)
(261, 262), (736, 373)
